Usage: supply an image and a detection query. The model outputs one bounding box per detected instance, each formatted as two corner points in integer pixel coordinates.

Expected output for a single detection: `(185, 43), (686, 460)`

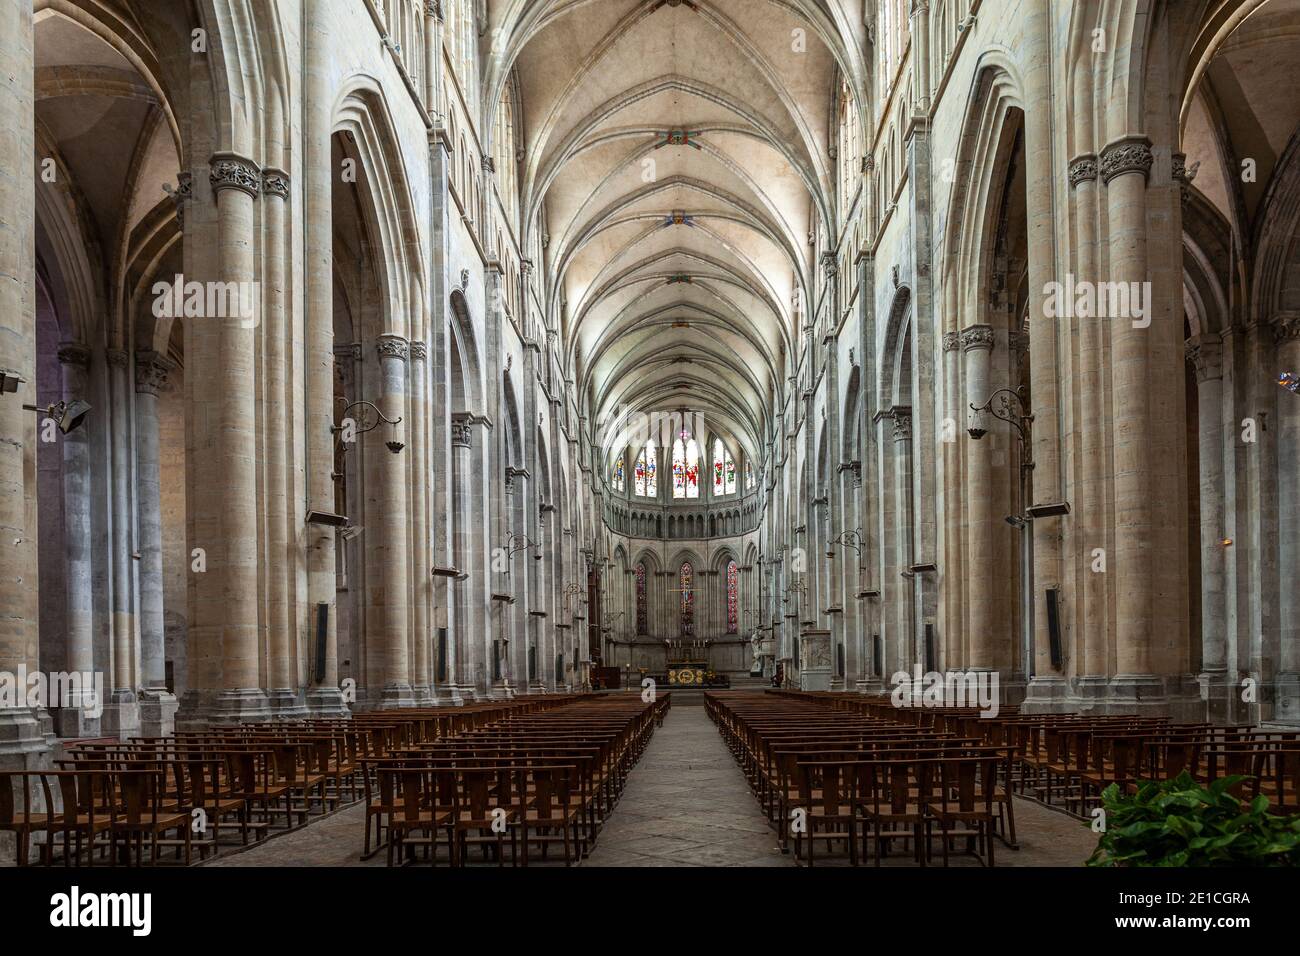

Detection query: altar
(666, 637), (707, 686)
(667, 663), (706, 686)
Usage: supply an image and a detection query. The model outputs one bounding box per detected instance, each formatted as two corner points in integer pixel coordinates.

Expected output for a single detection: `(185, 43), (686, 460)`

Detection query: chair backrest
(114, 770), (162, 825)
(0, 772), (47, 827)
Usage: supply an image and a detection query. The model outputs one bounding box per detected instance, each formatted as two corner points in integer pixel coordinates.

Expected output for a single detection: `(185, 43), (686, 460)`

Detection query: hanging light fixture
(22, 399), (91, 434)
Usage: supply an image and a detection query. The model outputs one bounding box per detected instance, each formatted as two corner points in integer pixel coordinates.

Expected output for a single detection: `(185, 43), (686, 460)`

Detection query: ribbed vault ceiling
(492, 0), (863, 466)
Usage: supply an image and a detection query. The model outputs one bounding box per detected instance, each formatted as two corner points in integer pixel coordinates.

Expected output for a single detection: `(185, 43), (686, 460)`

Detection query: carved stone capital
(261, 166), (290, 199)
(1068, 154), (1098, 188)
(1099, 136), (1153, 186)
(134, 350), (175, 395)
(57, 343), (91, 368)
(208, 153), (261, 198)
(1172, 153), (1201, 209)
(1171, 152), (1187, 183)
(1274, 313), (1300, 346)
(409, 340), (428, 361)
(426, 0), (442, 19)
(1185, 334), (1224, 382)
(959, 324), (995, 352)
(451, 416), (473, 448)
(169, 172), (193, 226)
(820, 252), (838, 278)
(890, 406), (912, 443)
(376, 335), (409, 361)
(105, 348), (130, 370)
(942, 331), (960, 352)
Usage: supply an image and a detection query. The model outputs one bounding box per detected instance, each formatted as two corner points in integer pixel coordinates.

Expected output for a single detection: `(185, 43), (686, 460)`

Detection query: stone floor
(580, 705), (789, 867)
(206, 706), (1099, 868)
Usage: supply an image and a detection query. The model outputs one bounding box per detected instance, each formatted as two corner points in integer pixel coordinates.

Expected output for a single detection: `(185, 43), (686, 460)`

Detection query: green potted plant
(1087, 772), (1300, 867)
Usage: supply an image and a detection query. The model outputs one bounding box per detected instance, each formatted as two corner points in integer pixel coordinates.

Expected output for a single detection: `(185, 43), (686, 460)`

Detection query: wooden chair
(793, 760), (859, 867)
(384, 768), (453, 867)
(521, 764), (583, 866)
(48, 768), (114, 866)
(857, 759), (930, 866)
(109, 769), (193, 866)
(0, 772), (57, 866)
(182, 756), (244, 857)
(924, 755), (1000, 867)
(452, 767), (525, 867)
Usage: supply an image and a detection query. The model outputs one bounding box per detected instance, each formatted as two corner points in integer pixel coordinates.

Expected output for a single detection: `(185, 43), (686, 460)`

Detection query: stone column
(451, 415), (482, 696)
(208, 153), (268, 720)
(372, 334), (413, 706)
(1022, 0), (1065, 705)
(423, 1), (443, 118)
(409, 340), (432, 702)
(1101, 136), (1158, 699)
(1274, 317), (1300, 723)
(0, 0), (43, 826)
(940, 328), (961, 671)
(892, 407), (915, 671)
(304, 0), (347, 716)
(103, 348), (140, 737)
(55, 344), (97, 735)
(261, 165), (301, 716)
(135, 350), (179, 736)
(522, 342), (543, 693)
(1070, 152), (1109, 698)
(961, 325), (996, 671)
(1185, 335), (1230, 719)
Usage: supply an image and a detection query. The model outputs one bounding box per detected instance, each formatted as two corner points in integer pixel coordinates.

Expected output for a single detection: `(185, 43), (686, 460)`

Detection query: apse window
(712, 439), (736, 496)
(634, 441), (657, 497)
(672, 434), (700, 499)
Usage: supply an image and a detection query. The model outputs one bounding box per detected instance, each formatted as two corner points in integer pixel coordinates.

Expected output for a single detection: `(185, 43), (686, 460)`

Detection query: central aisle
(581, 704), (789, 867)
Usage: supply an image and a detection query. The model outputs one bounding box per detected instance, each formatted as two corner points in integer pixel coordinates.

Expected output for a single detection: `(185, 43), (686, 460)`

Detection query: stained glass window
(713, 439), (736, 496)
(745, 461), (755, 490)
(673, 436), (699, 499)
(679, 562), (694, 636)
(634, 441), (657, 497)
(726, 560), (739, 633)
(612, 455), (625, 492)
(635, 563), (647, 634)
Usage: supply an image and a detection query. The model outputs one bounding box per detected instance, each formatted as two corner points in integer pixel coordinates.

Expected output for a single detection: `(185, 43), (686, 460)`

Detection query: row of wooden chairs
(749, 690), (1300, 822)
(362, 694), (670, 866)
(0, 697), (584, 866)
(707, 691), (1015, 866)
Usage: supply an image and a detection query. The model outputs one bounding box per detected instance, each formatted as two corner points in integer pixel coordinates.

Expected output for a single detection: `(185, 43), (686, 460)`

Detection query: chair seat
(392, 811), (452, 828)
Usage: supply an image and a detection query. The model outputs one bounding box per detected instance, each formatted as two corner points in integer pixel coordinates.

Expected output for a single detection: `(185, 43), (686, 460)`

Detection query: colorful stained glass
(687, 440), (699, 497)
(612, 455), (625, 492)
(635, 563), (647, 634)
(679, 562), (694, 636)
(712, 439), (736, 496)
(634, 441), (657, 497)
(672, 439), (686, 498)
(726, 560), (739, 633)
